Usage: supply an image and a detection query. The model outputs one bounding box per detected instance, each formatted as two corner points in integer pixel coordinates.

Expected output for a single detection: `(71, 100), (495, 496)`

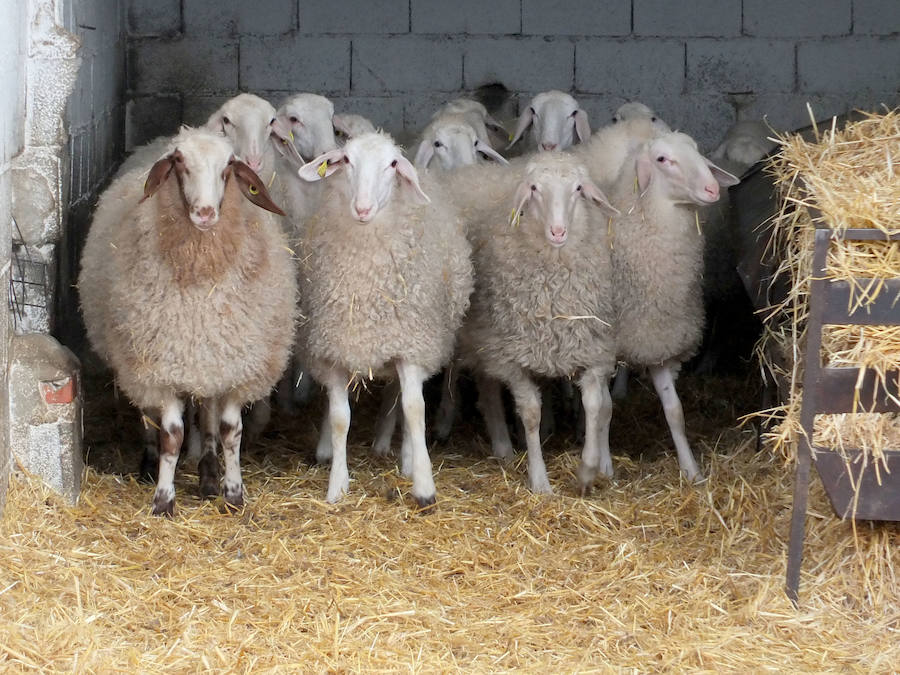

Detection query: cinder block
(464, 37), (574, 92)
(183, 0), (296, 37)
(127, 0), (181, 36)
(241, 35), (351, 94)
(659, 94), (736, 152)
(523, 0), (630, 37)
(687, 39), (794, 93)
(331, 96), (406, 135)
(125, 94), (183, 150)
(744, 0), (850, 37)
(10, 148), (62, 246)
(129, 38), (238, 94)
(799, 38), (900, 93)
(353, 36), (462, 94)
(411, 0), (520, 34)
(634, 0), (741, 37)
(854, 0), (900, 35)
(576, 39), (684, 97)
(299, 0), (409, 34)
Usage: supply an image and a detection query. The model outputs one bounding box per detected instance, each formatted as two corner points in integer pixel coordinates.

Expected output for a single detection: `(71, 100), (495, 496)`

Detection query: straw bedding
(1, 372), (898, 672)
(757, 108), (900, 464)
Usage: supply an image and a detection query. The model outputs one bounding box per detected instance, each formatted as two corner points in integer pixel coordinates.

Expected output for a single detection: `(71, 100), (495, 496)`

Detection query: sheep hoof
(413, 493), (437, 511)
(198, 454), (220, 499)
(151, 494), (174, 517)
(528, 476), (553, 495)
(371, 442), (393, 458)
(223, 484), (245, 510)
(491, 445), (515, 462)
(326, 475), (350, 504)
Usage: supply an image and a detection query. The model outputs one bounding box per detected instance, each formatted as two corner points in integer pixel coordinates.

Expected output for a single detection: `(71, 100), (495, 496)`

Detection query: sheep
(454, 153), (619, 493)
(413, 112), (509, 171)
(694, 119), (778, 374)
(432, 97), (509, 147)
(508, 90), (591, 153)
(78, 127), (297, 516)
(576, 131), (738, 491)
(294, 132), (473, 506)
(332, 113), (377, 143)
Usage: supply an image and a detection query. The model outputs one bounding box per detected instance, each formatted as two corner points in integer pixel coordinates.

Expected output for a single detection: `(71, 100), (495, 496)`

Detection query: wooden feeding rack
(785, 218), (900, 606)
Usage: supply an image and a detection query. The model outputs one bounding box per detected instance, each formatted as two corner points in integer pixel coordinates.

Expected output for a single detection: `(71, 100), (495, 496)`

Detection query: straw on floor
(1, 372), (898, 672)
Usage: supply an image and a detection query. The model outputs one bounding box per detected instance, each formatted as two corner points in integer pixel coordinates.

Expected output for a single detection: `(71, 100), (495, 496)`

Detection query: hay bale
(757, 107), (900, 466)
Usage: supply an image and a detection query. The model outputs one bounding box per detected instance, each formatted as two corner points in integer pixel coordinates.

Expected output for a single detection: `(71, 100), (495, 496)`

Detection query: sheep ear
(573, 109), (591, 143)
(581, 179), (619, 216)
(706, 158), (740, 187)
(231, 160), (286, 216)
(474, 139), (509, 166)
(298, 149), (345, 182)
(509, 180), (532, 225)
(507, 107), (534, 149)
(636, 153), (654, 193)
(413, 140), (435, 169)
(141, 155), (175, 202)
(270, 118), (305, 167)
(394, 156), (430, 204)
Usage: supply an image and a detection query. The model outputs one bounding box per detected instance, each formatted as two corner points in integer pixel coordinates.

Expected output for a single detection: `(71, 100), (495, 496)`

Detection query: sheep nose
(196, 206), (215, 222)
(541, 142), (557, 152)
(704, 184), (720, 200)
(354, 204), (372, 220)
(245, 157), (263, 172)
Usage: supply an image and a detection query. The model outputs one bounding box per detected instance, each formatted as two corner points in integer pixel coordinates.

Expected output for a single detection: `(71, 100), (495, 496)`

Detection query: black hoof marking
(413, 494), (437, 512)
(151, 497), (174, 518)
(198, 454), (221, 499)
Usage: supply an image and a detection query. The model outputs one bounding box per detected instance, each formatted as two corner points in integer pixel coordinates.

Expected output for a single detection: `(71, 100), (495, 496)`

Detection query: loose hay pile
(1, 375), (899, 671)
(757, 107), (900, 467)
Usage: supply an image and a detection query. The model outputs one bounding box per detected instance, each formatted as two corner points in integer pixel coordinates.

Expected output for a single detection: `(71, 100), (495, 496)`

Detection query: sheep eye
(530, 184), (537, 192)
(657, 156), (666, 163)
(342, 156), (350, 164)
(289, 116), (299, 124)
(433, 141), (442, 148)
(576, 185), (583, 192)
(570, 110), (578, 117)
(390, 159), (398, 168)
(269, 117), (276, 125)
(529, 107), (536, 116)
(248, 185), (260, 195)
(651, 116), (658, 122)
(222, 116), (231, 126)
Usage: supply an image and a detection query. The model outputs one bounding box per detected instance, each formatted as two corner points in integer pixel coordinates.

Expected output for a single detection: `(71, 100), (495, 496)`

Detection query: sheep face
(509, 90), (591, 152)
(636, 133), (739, 207)
(143, 130), (285, 230)
(298, 133), (429, 223)
(611, 101), (671, 133)
(277, 93), (338, 162)
(510, 156), (616, 248)
(206, 93), (298, 173)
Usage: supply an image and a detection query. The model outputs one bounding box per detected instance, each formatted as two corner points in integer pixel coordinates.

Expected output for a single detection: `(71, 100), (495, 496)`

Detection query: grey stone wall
(126, 0), (900, 152)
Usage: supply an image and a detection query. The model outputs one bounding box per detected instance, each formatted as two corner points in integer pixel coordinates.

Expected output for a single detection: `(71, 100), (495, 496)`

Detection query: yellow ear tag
(289, 131), (294, 141)
(317, 160), (328, 178)
(508, 133), (514, 142)
(509, 208), (520, 227)
(249, 185), (259, 195)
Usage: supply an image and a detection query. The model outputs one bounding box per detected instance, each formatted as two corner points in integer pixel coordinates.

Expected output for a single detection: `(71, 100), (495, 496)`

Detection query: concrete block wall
(126, 0), (899, 152)
(0, 0), (28, 514)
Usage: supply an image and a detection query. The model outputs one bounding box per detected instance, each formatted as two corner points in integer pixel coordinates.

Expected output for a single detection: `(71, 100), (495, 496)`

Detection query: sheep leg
(506, 369), (552, 495)
(151, 399), (185, 517)
(323, 369), (352, 503)
(197, 399), (221, 499)
(243, 397), (272, 447)
(372, 379), (400, 457)
(183, 399), (202, 466)
(576, 368), (614, 494)
(432, 364), (458, 444)
(540, 383), (556, 440)
(219, 399), (245, 508)
(396, 360), (436, 508)
(139, 414), (159, 483)
(649, 363), (701, 481)
(475, 374), (514, 460)
(315, 407), (333, 464)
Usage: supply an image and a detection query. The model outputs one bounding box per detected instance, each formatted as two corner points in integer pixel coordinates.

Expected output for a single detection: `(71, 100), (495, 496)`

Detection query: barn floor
(1, 370), (898, 672)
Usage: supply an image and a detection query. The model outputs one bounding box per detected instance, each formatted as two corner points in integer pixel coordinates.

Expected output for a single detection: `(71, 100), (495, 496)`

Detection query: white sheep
(577, 131), (738, 490)
(455, 153), (619, 493)
(413, 112), (509, 171)
(709, 119), (776, 178)
(78, 127), (297, 516)
(508, 90), (591, 153)
(333, 112), (377, 143)
(294, 132), (473, 506)
(432, 97), (509, 147)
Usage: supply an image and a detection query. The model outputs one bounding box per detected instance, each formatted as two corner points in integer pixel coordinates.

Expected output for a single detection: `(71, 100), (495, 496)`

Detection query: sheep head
(508, 90), (591, 152)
